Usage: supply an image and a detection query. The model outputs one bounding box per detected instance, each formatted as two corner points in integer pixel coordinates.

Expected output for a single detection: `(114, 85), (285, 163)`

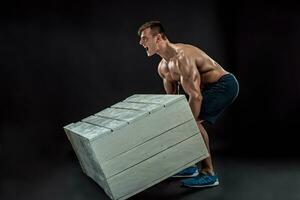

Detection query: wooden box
(63, 94), (209, 200)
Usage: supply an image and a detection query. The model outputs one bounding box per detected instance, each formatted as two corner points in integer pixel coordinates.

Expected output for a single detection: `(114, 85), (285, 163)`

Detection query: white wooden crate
(63, 94), (209, 200)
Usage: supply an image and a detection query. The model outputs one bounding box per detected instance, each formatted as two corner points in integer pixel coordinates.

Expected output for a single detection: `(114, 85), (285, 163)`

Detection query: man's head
(138, 21), (167, 56)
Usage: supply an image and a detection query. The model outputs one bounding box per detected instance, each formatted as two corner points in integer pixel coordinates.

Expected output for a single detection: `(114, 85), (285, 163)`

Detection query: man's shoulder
(176, 43), (202, 51)
(176, 44), (204, 65)
(175, 50), (190, 65)
(157, 59), (168, 76)
(158, 59), (167, 67)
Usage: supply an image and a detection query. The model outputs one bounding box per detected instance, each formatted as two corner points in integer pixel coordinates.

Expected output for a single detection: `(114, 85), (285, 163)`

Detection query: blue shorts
(199, 73), (239, 124)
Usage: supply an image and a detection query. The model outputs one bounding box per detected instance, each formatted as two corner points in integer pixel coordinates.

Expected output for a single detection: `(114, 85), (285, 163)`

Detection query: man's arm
(178, 58), (203, 120)
(158, 63), (177, 94)
(163, 78), (176, 94)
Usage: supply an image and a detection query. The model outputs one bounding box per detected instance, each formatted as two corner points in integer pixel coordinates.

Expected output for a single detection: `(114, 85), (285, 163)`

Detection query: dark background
(1, 0), (299, 199)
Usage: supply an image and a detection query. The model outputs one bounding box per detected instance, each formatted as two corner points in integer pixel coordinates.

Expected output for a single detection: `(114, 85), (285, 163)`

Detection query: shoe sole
(171, 171), (199, 178)
(183, 180), (219, 188)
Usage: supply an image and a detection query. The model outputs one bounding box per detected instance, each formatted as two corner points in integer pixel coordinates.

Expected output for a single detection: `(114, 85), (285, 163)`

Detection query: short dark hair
(138, 21), (167, 40)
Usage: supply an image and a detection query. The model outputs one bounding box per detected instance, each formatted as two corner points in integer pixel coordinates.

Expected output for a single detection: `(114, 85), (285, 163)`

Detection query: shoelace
(191, 174), (217, 184)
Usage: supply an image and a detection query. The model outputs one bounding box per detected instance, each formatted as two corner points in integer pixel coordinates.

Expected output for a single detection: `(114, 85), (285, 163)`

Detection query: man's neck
(157, 41), (178, 62)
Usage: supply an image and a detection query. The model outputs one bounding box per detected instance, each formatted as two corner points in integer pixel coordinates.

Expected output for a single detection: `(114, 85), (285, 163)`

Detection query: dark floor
(2, 153), (300, 200)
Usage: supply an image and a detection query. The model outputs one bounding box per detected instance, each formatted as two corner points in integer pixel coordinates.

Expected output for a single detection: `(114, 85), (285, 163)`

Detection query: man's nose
(139, 39), (144, 46)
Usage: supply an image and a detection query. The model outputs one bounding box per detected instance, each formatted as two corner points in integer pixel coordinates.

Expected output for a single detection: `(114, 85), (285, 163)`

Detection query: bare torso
(158, 43), (229, 89)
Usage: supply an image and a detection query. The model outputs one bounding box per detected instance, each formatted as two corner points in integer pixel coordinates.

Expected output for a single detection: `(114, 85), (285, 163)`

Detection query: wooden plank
(64, 124), (103, 178)
(119, 157), (203, 200)
(102, 119), (199, 178)
(64, 124), (113, 198)
(108, 134), (209, 199)
(66, 121), (112, 141)
(111, 102), (163, 114)
(95, 107), (149, 123)
(64, 125), (87, 174)
(124, 94), (185, 107)
(82, 115), (128, 131)
(91, 98), (194, 164)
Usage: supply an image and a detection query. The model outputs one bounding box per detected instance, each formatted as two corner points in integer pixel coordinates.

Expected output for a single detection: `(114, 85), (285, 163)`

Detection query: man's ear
(156, 34), (162, 43)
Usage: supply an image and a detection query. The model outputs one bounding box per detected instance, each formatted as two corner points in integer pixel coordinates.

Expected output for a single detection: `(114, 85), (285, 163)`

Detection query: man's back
(158, 43), (229, 87)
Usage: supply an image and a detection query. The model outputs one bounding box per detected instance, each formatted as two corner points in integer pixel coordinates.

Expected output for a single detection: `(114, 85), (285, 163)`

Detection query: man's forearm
(189, 96), (202, 119)
(165, 86), (176, 94)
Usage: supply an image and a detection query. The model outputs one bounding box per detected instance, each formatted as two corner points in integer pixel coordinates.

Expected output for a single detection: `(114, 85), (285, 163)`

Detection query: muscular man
(138, 21), (239, 188)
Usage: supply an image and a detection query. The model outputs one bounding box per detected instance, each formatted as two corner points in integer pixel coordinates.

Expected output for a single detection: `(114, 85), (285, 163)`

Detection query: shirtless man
(138, 21), (239, 188)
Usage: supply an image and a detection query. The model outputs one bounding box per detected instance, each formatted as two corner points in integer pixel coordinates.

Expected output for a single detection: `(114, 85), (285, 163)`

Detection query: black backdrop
(1, 0), (299, 182)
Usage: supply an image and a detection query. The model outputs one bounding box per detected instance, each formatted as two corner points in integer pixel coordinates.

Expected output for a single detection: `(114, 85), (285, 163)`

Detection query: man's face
(139, 28), (158, 57)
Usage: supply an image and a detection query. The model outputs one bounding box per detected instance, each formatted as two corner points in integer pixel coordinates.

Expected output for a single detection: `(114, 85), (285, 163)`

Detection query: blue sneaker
(181, 172), (219, 188)
(172, 166), (199, 178)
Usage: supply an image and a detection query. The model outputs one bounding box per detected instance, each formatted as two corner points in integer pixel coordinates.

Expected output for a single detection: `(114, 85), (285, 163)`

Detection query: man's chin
(146, 51), (154, 57)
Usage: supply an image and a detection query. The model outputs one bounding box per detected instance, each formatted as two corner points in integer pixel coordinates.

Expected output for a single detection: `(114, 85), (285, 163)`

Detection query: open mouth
(145, 47), (149, 51)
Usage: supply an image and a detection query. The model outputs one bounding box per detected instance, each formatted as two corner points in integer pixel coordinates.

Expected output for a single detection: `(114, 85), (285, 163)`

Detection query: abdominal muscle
(200, 69), (228, 86)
